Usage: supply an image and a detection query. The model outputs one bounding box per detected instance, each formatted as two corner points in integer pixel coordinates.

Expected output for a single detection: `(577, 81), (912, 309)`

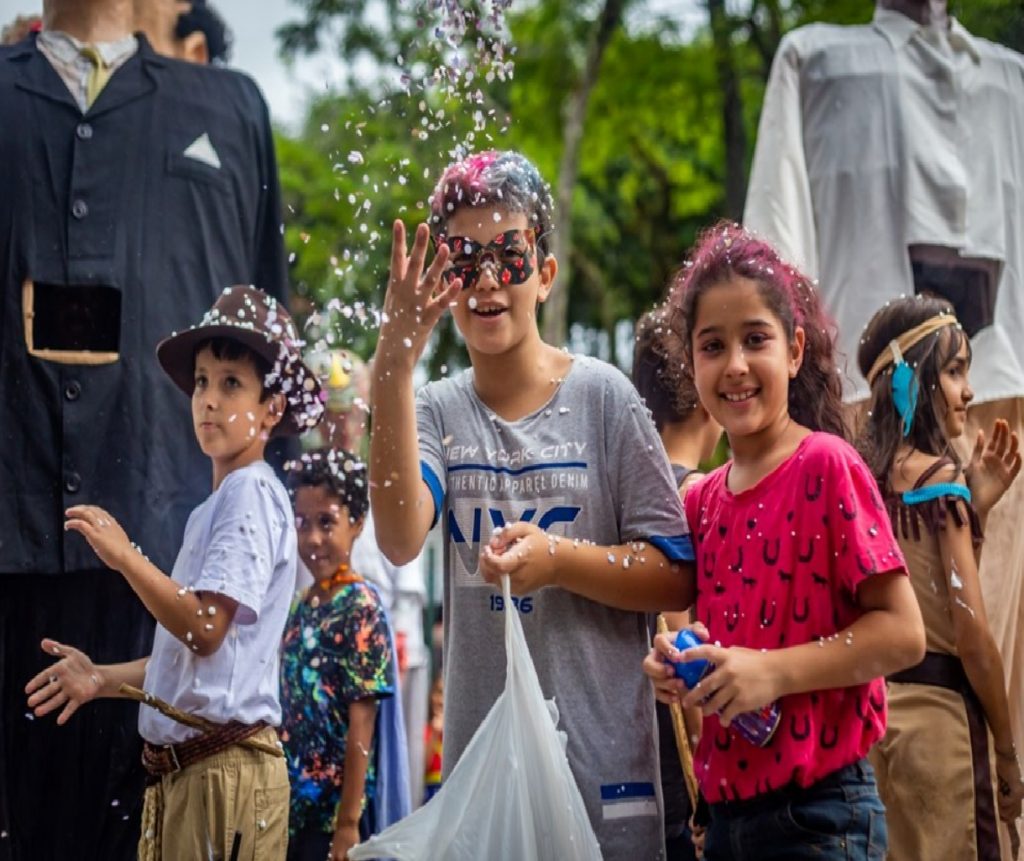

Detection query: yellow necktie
(79, 45), (111, 109)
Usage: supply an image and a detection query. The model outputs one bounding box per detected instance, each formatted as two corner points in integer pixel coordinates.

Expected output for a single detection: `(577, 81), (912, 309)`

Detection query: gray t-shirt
(417, 355), (693, 861)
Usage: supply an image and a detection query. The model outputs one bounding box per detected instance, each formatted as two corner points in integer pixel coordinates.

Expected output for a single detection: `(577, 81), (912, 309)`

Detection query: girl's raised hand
(25, 639), (103, 725)
(377, 220), (462, 372)
(966, 419), (1021, 516)
(679, 643), (781, 724)
(64, 505), (133, 572)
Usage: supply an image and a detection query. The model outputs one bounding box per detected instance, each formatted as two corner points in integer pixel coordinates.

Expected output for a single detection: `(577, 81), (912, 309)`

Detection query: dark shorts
(703, 758), (887, 860)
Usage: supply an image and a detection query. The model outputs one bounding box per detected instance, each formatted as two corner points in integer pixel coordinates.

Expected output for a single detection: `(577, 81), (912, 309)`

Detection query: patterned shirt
(685, 432), (906, 802)
(280, 581), (394, 835)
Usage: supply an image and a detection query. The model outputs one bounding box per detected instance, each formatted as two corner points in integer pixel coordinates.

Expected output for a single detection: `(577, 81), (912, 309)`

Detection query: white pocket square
(182, 132), (221, 170)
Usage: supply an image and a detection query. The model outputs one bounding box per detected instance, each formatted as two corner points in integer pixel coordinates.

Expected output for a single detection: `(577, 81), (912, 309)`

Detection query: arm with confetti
(63, 505), (238, 657)
(479, 522), (692, 612)
(935, 474), (1023, 823)
(370, 220), (461, 565)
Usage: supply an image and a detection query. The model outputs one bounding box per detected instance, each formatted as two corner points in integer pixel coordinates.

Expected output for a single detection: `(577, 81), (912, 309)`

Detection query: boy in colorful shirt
(281, 449), (396, 861)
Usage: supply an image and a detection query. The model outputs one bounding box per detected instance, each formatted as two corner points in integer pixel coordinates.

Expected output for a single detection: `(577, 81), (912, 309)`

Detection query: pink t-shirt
(684, 432), (906, 803)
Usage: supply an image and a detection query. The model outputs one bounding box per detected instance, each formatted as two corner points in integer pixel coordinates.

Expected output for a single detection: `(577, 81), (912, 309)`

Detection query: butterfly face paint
(436, 228), (537, 290)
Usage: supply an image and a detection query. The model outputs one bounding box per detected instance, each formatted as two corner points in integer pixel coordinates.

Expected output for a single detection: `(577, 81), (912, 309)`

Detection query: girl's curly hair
(668, 221), (847, 440)
(285, 448), (368, 523)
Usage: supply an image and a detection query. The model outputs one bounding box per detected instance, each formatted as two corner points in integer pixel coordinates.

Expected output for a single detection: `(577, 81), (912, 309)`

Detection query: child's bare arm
(938, 503), (1023, 820)
(669, 571), (924, 721)
(65, 505), (238, 656)
(332, 698), (378, 860)
(25, 638), (148, 724)
(479, 521), (694, 612)
(370, 220), (460, 564)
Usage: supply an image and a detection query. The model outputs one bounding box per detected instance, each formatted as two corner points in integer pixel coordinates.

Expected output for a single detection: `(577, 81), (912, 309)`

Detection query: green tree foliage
(275, 0), (1021, 370)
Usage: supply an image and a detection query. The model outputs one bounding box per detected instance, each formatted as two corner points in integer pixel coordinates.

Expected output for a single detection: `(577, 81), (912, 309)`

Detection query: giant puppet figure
(745, 0), (1024, 853)
(0, 1), (287, 858)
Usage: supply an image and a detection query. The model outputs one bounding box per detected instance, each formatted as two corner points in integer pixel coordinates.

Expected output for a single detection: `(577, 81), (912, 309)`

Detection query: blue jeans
(703, 759), (887, 860)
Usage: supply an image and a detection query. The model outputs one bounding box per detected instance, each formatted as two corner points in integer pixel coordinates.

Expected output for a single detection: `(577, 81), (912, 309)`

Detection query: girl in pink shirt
(644, 223), (925, 860)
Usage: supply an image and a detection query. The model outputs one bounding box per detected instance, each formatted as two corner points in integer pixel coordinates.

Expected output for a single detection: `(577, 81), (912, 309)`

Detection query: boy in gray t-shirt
(370, 150), (695, 860)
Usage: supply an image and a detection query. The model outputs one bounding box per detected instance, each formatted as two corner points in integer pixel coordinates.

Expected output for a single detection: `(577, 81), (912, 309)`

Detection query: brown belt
(142, 721), (274, 778)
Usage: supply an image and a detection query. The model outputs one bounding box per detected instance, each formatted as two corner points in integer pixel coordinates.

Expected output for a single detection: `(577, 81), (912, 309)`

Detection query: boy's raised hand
(377, 220), (462, 371)
(25, 639), (102, 725)
(65, 505), (134, 573)
(966, 419), (1021, 516)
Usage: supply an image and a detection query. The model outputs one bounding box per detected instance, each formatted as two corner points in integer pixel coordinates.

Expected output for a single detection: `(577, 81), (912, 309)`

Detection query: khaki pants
(139, 728), (290, 861)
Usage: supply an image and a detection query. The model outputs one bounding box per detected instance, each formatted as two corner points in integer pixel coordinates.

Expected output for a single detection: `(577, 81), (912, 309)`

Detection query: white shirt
(37, 30), (138, 114)
(744, 10), (1024, 403)
(139, 461), (297, 744)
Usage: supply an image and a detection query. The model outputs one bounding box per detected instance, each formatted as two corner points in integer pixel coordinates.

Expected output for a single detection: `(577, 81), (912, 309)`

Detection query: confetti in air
(291, 0), (519, 365)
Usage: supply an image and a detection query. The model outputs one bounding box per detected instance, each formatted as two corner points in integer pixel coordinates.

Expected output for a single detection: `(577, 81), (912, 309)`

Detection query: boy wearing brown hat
(25, 286), (324, 861)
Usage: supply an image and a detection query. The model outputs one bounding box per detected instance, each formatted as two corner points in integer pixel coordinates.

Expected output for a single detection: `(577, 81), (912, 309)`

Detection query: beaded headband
(865, 313), (960, 385)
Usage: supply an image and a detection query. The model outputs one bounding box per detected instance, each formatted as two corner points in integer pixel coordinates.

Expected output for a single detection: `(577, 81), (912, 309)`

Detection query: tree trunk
(541, 0), (627, 347)
(708, 0), (748, 220)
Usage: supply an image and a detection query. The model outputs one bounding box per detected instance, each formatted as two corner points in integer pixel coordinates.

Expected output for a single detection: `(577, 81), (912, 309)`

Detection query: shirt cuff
(420, 461), (444, 529)
(649, 534), (695, 562)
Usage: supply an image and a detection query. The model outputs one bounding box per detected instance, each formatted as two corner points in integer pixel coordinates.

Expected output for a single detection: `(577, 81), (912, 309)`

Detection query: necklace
(318, 563), (361, 592)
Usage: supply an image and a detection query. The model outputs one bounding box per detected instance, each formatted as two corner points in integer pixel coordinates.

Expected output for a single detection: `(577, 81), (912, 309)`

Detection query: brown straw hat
(156, 285), (324, 436)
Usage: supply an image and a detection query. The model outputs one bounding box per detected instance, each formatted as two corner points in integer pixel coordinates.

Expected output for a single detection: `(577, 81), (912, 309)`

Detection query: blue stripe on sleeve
(648, 534), (695, 562)
(902, 483), (972, 506)
(420, 461), (444, 529)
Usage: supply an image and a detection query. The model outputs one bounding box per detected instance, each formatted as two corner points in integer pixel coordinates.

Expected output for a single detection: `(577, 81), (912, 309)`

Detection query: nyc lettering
(449, 503), (582, 544)
(489, 593), (533, 614)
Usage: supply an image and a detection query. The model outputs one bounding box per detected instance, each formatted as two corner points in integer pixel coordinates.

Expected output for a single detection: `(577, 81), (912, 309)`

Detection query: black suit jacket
(0, 34), (289, 575)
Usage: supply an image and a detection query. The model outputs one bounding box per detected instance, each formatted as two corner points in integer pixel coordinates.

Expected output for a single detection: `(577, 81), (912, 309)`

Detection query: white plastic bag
(349, 575), (603, 861)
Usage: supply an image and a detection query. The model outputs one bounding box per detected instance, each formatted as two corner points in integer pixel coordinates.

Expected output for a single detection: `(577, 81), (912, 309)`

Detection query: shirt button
(64, 472), (81, 494)
(71, 199), (88, 219)
(76, 123), (93, 141)
(64, 381), (81, 401)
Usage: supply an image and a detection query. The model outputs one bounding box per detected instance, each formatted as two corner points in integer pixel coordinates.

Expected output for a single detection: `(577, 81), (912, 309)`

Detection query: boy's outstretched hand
(479, 522), (558, 595)
(65, 505), (133, 572)
(966, 418), (1021, 517)
(377, 220), (462, 371)
(25, 639), (102, 725)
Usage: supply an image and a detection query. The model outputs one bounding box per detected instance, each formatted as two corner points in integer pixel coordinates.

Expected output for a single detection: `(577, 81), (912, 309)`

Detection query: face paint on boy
(438, 228), (537, 290)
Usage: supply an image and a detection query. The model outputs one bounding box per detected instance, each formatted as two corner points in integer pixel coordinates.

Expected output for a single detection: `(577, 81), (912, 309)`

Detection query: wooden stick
(119, 684), (283, 757)
(657, 615), (699, 809)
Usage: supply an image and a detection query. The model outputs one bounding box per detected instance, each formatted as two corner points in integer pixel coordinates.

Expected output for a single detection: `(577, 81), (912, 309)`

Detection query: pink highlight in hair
(676, 222), (824, 327)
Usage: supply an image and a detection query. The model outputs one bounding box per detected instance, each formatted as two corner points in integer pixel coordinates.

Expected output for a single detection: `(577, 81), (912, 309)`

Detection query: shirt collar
(38, 30), (139, 67)
(872, 8), (980, 64)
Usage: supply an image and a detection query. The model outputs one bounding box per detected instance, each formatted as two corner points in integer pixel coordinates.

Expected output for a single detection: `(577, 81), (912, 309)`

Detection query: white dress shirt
(744, 9), (1024, 402)
(37, 30), (138, 113)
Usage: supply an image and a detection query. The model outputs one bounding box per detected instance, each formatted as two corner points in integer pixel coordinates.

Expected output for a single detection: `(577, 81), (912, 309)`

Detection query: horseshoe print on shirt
(685, 433), (906, 804)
